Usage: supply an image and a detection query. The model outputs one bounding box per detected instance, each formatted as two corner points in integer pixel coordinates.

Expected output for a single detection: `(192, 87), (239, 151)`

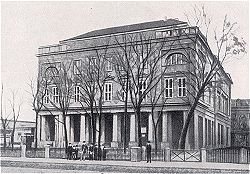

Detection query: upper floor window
(104, 83), (112, 101)
(73, 60), (81, 75)
(44, 89), (49, 104)
(139, 80), (147, 101)
(106, 58), (112, 71)
(166, 53), (186, 65)
(74, 86), (80, 102)
(165, 78), (173, 98)
(52, 87), (59, 103)
(178, 78), (186, 97)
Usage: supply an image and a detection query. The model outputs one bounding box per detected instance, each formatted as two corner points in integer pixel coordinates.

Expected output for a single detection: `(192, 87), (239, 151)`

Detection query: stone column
(41, 116), (46, 142)
(203, 117), (206, 148)
(80, 115), (86, 142)
(58, 114), (64, 148)
(193, 110), (199, 149)
(66, 116), (70, 143)
(148, 112), (153, 143)
(161, 112), (171, 148)
(129, 113), (137, 147)
(70, 116), (74, 143)
(183, 111), (190, 149)
(45, 145), (50, 158)
(111, 113), (118, 147)
(85, 116), (90, 143)
(37, 115), (41, 147)
(101, 116), (105, 144)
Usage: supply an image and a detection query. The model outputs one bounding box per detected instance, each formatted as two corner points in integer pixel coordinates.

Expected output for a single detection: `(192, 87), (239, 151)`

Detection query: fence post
(200, 148), (206, 162)
(239, 148), (247, 164)
(130, 147), (141, 162)
(21, 145), (26, 158)
(45, 145), (50, 158)
(164, 147), (170, 162)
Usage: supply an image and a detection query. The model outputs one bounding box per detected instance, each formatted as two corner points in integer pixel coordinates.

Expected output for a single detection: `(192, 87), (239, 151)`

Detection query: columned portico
(66, 116), (70, 143)
(41, 115), (46, 142)
(111, 113), (121, 147)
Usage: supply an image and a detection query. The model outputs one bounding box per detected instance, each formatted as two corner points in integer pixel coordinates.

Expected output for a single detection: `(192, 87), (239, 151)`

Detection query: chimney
(164, 16), (168, 21)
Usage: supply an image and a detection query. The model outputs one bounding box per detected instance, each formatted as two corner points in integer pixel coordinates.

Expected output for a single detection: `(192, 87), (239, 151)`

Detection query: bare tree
(178, 5), (246, 149)
(27, 77), (47, 149)
(113, 31), (173, 147)
(8, 89), (23, 149)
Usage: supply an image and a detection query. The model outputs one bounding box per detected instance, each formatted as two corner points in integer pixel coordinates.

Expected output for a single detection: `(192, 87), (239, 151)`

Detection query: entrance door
(141, 113), (148, 146)
(171, 111), (183, 149)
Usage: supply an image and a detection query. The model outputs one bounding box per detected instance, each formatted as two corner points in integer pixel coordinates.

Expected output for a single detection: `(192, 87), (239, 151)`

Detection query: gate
(170, 149), (201, 162)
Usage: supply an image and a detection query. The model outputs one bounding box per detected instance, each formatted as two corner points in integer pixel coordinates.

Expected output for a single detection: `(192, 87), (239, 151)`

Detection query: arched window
(166, 53), (186, 65)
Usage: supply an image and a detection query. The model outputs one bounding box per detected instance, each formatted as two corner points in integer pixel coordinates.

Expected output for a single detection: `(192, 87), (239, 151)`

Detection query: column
(129, 113), (137, 147)
(183, 111), (190, 149)
(161, 112), (171, 148)
(101, 116), (105, 144)
(54, 115), (59, 147)
(148, 112), (153, 143)
(111, 113), (118, 147)
(80, 115), (86, 142)
(203, 117), (206, 148)
(66, 116), (70, 143)
(37, 115), (41, 147)
(85, 115), (90, 143)
(96, 117), (100, 143)
(193, 110), (199, 149)
(58, 114), (64, 148)
(41, 116), (46, 142)
(70, 116), (74, 143)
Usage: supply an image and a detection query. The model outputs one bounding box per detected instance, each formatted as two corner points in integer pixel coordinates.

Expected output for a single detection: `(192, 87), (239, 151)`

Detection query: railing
(170, 149), (201, 162)
(26, 148), (45, 158)
(49, 148), (66, 159)
(206, 147), (250, 164)
(105, 148), (130, 161)
(151, 150), (164, 161)
(0, 147), (21, 157)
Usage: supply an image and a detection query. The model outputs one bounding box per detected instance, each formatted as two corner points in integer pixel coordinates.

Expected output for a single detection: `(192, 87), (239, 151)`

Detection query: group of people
(67, 141), (106, 161)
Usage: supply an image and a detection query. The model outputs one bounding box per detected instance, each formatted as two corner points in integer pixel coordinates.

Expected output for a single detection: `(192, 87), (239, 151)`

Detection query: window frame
(178, 77), (186, 97)
(105, 57), (112, 71)
(73, 60), (81, 75)
(104, 83), (112, 101)
(165, 78), (173, 98)
(44, 89), (49, 104)
(52, 86), (59, 103)
(74, 86), (80, 103)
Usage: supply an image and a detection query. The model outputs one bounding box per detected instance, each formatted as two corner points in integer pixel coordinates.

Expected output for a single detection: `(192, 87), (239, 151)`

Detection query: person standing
(67, 143), (73, 160)
(80, 141), (87, 161)
(146, 141), (152, 163)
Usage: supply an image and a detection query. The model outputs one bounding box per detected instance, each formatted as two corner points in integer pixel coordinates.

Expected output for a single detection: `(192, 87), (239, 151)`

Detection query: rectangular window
(44, 89), (49, 104)
(165, 78), (173, 98)
(52, 87), (59, 103)
(139, 80), (147, 101)
(74, 86), (80, 102)
(104, 83), (112, 101)
(177, 54), (183, 64)
(106, 58), (112, 71)
(73, 60), (81, 75)
(178, 78), (186, 97)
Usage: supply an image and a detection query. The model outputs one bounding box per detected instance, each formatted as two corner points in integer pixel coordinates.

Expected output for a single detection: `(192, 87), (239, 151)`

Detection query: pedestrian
(67, 143), (73, 160)
(102, 145), (106, 161)
(80, 141), (88, 161)
(93, 144), (98, 160)
(146, 141), (151, 163)
(89, 143), (94, 160)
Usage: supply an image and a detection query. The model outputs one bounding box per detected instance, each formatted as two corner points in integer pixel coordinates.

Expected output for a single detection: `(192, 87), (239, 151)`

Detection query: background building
(231, 99), (250, 147)
(36, 19), (232, 149)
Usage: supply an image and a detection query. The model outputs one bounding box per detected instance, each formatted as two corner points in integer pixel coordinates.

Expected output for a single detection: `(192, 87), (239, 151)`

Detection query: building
(231, 99), (250, 147)
(0, 120), (35, 148)
(36, 19), (232, 149)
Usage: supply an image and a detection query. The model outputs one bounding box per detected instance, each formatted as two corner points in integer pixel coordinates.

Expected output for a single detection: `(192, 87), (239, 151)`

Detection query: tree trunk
(63, 113), (68, 153)
(11, 121), (16, 150)
(90, 101), (96, 144)
(136, 107), (142, 147)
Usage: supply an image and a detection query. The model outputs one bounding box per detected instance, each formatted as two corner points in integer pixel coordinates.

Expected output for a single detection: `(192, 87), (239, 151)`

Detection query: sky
(1, 1), (249, 122)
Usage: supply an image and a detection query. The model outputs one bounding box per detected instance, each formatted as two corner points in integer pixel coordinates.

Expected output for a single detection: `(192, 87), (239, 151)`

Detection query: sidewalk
(1, 157), (249, 173)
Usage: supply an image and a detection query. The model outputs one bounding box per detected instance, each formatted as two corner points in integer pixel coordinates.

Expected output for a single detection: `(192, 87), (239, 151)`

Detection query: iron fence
(26, 148), (45, 158)
(170, 149), (201, 162)
(105, 148), (130, 161)
(0, 147), (21, 157)
(49, 148), (66, 159)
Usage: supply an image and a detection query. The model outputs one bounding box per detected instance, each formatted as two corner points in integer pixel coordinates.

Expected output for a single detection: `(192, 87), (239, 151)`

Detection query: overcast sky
(1, 1), (249, 121)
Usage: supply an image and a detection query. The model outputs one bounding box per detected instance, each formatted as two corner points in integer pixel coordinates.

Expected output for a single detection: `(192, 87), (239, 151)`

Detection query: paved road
(1, 167), (96, 173)
(1, 157), (249, 173)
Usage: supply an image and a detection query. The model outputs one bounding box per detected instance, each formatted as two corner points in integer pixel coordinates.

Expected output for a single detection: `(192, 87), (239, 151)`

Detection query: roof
(62, 19), (187, 42)
(232, 99), (250, 108)
(0, 120), (36, 130)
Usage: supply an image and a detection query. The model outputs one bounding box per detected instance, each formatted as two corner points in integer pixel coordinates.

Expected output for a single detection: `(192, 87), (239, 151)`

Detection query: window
(104, 83), (112, 101)
(106, 58), (112, 71)
(178, 78), (186, 97)
(73, 60), (81, 75)
(74, 86), (80, 102)
(165, 78), (173, 98)
(139, 80), (147, 101)
(44, 89), (49, 104)
(52, 87), (59, 103)
(166, 53), (186, 65)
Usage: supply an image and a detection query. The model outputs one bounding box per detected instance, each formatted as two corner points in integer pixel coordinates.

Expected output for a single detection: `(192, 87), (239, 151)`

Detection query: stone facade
(36, 19), (232, 149)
